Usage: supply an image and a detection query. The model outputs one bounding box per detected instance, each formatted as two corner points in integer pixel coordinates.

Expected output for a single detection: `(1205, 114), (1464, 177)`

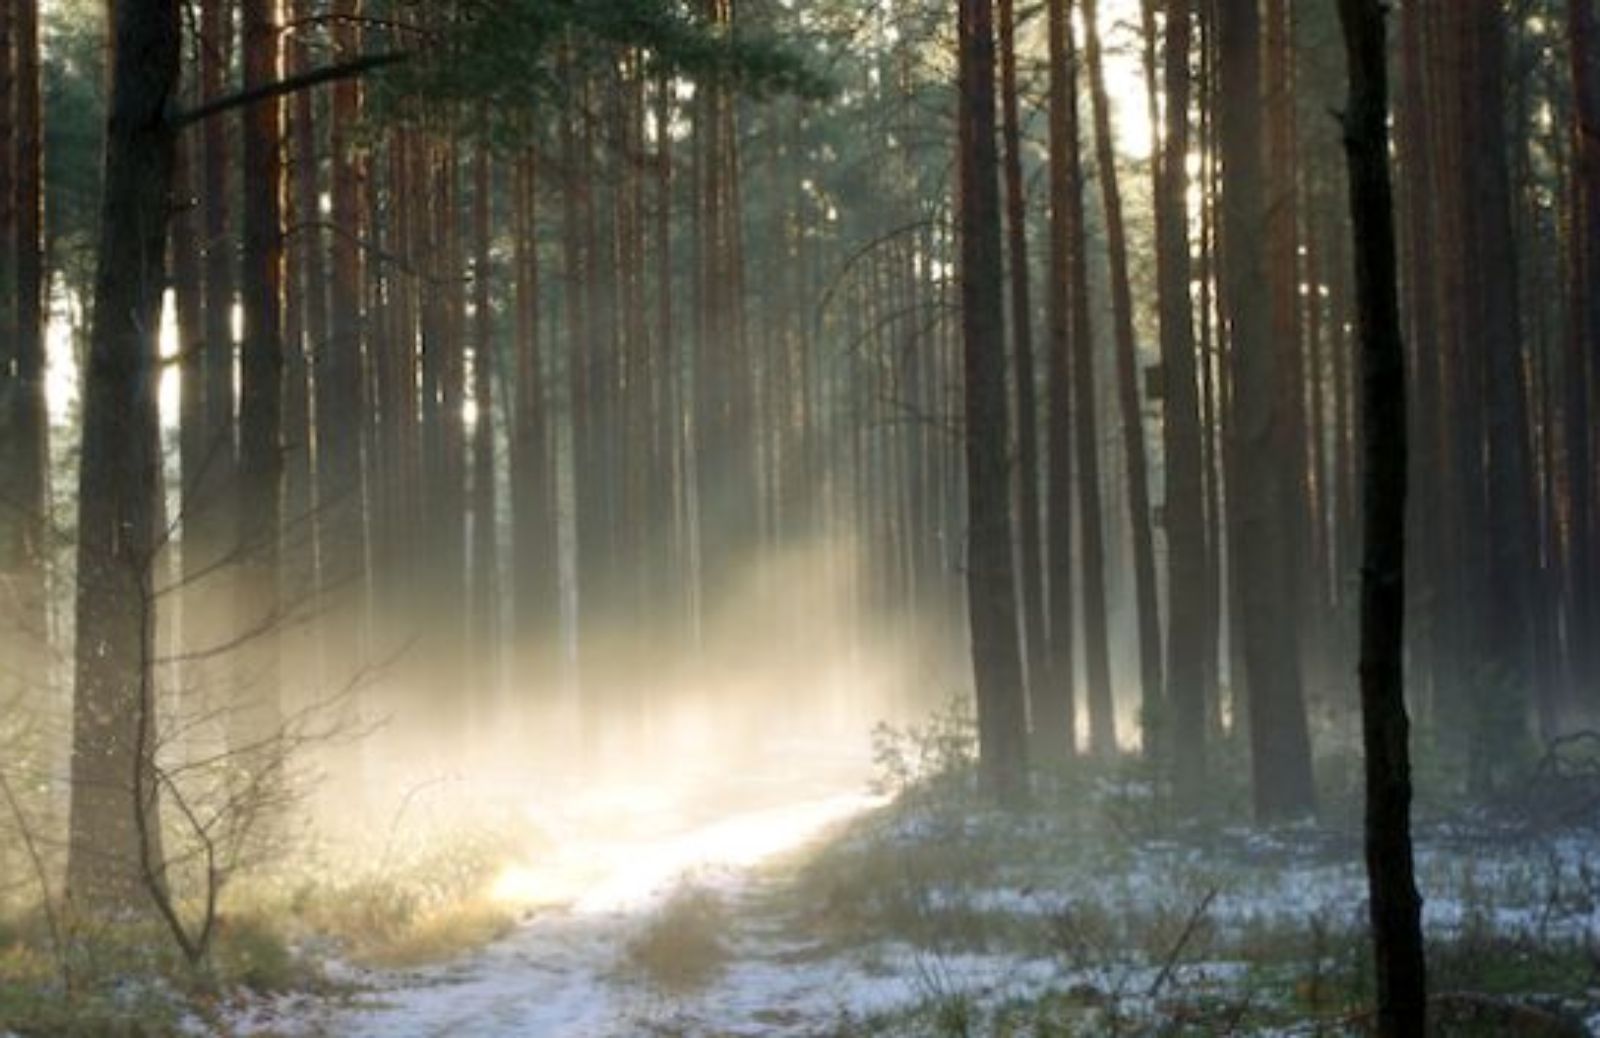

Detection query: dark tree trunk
(235, 0), (286, 751)
(1156, 0), (1208, 793)
(1569, 0), (1600, 713)
(1, 0), (49, 696)
(66, 0), (179, 911)
(318, 0), (367, 683)
(997, 0), (1051, 747)
(1337, 0), (1429, 1032)
(958, 0), (1029, 802)
(1042, 0), (1077, 759)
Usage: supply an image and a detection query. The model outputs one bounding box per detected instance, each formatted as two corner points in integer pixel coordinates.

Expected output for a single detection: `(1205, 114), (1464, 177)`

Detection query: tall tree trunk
(1081, 0), (1164, 742)
(1156, 0), (1208, 793)
(1, 0), (49, 706)
(318, 0), (367, 686)
(67, 0), (178, 912)
(997, 0), (1051, 747)
(510, 147), (559, 692)
(1042, 0), (1078, 759)
(471, 142), (499, 707)
(235, 0), (286, 755)
(1569, 0), (1600, 715)
(1065, 2), (1117, 757)
(1337, 0), (1428, 1031)
(1216, 0), (1316, 821)
(958, 0), (1029, 802)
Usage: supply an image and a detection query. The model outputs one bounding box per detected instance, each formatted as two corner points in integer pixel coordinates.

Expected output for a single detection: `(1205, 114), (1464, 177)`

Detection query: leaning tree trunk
(958, 0), (1029, 802)
(1336, 0), (1428, 1032)
(66, 0), (179, 912)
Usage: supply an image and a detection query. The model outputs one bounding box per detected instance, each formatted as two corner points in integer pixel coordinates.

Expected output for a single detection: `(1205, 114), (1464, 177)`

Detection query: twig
(1146, 886), (1218, 999)
(0, 766), (68, 991)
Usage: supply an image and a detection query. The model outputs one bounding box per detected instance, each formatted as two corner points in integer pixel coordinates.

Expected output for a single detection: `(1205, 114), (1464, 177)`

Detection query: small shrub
(624, 884), (730, 991)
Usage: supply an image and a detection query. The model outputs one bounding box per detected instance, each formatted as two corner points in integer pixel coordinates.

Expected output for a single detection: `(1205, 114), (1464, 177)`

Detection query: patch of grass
(624, 884), (731, 992)
(347, 897), (516, 969)
(263, 827), (521, 968)
(211, 911), (314, 993)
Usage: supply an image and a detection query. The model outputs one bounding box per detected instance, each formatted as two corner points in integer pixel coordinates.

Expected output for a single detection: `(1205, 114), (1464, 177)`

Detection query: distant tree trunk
(1064, 2), (1117, 757)
(1, 0), (49, 697)
(1568, 0), (1600, 713)
(510, 146), (559, 691)
(1156, 0), (1208, 793)
(997, 0), (1052, 748)
(15, 0), (40, 387)
(200, 0), (237, 559)
(1337, 0), (1428, 1032)
(1264, 0), (1312, 696)
(235, 0), (286, 753)
(281, 0), (320, 714)
(318, 0), (367, 684)
(958, 0), (1029, 802)
(1081, 0), (1163, 742)
(1042, 0), (1077, 759)
(470, 142), (499, 704)
(1460, 1), (1538, 782)
(66, 0), (178, 912)
(1216, 0), (1316, 821)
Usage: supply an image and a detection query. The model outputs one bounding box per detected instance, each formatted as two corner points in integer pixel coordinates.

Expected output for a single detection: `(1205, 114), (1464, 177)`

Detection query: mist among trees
(0, 0), (1595, 1034)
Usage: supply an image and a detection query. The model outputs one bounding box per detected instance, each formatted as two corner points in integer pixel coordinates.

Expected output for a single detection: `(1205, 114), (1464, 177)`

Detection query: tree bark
(67, 0), (179, 912)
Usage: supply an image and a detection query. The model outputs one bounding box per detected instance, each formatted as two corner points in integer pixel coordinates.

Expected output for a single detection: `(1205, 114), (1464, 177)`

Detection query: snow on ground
(250, 780), (1600, 1037)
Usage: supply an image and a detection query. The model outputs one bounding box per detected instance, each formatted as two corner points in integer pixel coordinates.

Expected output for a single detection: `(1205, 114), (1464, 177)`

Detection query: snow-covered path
(284, 782), (897, 1037)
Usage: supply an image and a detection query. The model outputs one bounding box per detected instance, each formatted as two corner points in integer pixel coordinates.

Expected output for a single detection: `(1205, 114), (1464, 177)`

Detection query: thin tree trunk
(235, 0), (286, 755)
(1065, 2), (1117, 757)
(997, 0), (1051, 747)
(1042, 0), (1078, 760)
(471, 142), (499, 707)
(1569, 0), (1600, 715)
(1156, 0), (1207, 793)
(1080, 0), (1163, 742)
(1, 0), (50, 706)
(1337, 0), (1428, 1031)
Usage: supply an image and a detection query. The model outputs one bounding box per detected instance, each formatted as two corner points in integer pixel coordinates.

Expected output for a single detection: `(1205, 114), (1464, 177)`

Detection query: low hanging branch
(171, 51), (408, 129)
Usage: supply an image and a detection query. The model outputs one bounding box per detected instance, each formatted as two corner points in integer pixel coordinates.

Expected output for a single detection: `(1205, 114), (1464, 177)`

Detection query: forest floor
(235, 724), (1600, 1037)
